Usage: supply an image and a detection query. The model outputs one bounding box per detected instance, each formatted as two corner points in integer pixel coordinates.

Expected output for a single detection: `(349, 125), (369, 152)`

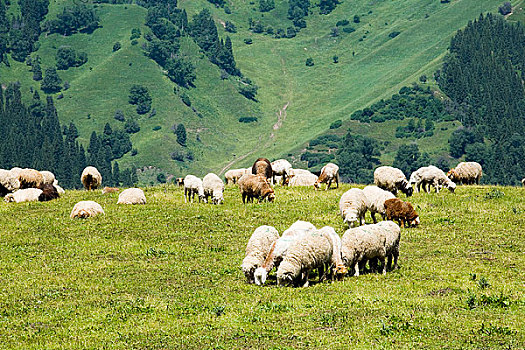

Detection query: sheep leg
(392, 249), (399, 270)
(242, 193), (247, 204)
(379, 256), (386, 275)
(184, 188), (188, 203)
(335, 174), (339, 188)
(326, 179), (331, 191)
(371, 212), (378, 224)
(318, 264), (326, 282)
(386, 254), (392, 271)
(354, 260), (360, 277)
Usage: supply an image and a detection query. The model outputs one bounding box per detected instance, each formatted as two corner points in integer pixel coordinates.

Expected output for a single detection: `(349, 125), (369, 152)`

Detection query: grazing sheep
(241, 225), (280, 284)
(38, 184), (60, 202)
(39, 171), (56, 186)
(341, 224), (387, 277)
(384, 198), (420, 228)
(18, 169), (44, 189)
(70, 201), (104, 219)
(376, 221), (401, 271)
(118, 188), (146, 205)
(175, 178), (184, 187)
(225, 168), (250, 185)
(251, 158), (273, 181)
(374, 166), (413, 197)
(0, 169), (20, 196)
(276, 231), (333, 287)
(318, 226), (347, 280)
(254, 220), (316, 286)
(5, 188), (43, 203)
(339, 188), (368, 228)
(314, 163), (339, 190)
(447, 162), (483, 185)
(363, 185), (396, 223)
(203, 173), (225, 204)
(102, 187), (120, 194)
(81, 166), (102, 191)
(411, 166), (456, 193)
(238, 174), (275, 204)
(271, 159), (292, 185)
(184, 175), (206, 203)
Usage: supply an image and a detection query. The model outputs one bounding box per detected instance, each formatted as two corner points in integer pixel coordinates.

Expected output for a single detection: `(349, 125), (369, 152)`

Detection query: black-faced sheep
(242, 225), (280, 284)
(70, 201), (105, 218)
(447, 162), (482, 185)
(118, 188), (146, 205)
(251, 158), (273, 181)
(175, 178), (184, 187)
(202, 173), (225, 204)
(238, 174), (275, 204)
(184, 175), (206, 203)
(384, 198), (420, 228)
(339, 188), (368, 228)
(38, 184), (60, 202)
(374, 166), (413, 196)
(271, 159), (292, 185)
(314, 163), (339, 190)
(81, 166), (102, 191)
(18, 169), (44, 189)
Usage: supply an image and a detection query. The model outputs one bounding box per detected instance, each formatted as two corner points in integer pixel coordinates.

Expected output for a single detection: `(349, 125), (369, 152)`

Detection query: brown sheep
(251, 158), (273, 181)
(102, 187), (120, 194)
(384, 198), (420, 228)
(18, 169), (44, 189)
(238, 174), (275, 204)
(38, 184), (60, 202)
(314, 163), (339, 190)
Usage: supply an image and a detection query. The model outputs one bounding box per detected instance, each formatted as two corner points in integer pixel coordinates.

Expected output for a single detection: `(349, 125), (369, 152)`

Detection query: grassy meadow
(0, 184), (524, 349)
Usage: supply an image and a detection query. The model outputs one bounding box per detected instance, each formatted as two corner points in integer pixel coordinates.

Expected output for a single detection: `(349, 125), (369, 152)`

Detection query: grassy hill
(0, 184), (524, 348)
(0, 0), (505, 178)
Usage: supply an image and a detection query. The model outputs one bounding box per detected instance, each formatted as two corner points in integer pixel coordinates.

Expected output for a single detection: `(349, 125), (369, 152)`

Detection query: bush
(498, 2), (512, 15)
(342, 27), (355, 33)
(336, 19), (349, 27)
(353, 15), (360, 23)
(244, 38), (253, 44)
(330, 120), (342, 129)
(305, 57), (314, 66)
(124, 118), (140, 134)
(239, 116), (258, 123)
(153, 126), (161, 131)
(181, 93), (191, 106)
(389, 31), (401, 38)
(225, 21), (237, 33)
(114, 110), (125, 122)
(113, 42), (121, 52)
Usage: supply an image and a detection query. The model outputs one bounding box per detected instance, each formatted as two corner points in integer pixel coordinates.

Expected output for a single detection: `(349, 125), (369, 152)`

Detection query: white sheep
(224, 168), (248, 185)
(183, 175), (206, 203)
(341, 224), (387, 277)
(241, 225), (280, 283)
(412, 166), (456, 193)
(70, 201), (105, 219)
(317, 226), (347, 279)
(376, 221), (401, 271)
(55, 184), (65, 194)
(447, 162), (483, 185)
(117, 188), (146, 205)
(363, 185), (396, 223)
(0, 169), (21, 196)
(271, 159), (292, 185)
(4, 188), (43, 203)
(314, 163), (339, 190)
(288, 172), (318, 187)
(339, 188), (368, 228)
(81, 166), (102, 191)
(374, 166), (413, 196)
(203, 173), (225, 204)
(276, 231), (333, 287)
(254, 220), (316, 286)
(40, 170), (56, 185)
(18, 168), (44, 189)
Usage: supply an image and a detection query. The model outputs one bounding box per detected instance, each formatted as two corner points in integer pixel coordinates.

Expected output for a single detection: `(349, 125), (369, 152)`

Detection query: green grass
(0, 184), (524, 348)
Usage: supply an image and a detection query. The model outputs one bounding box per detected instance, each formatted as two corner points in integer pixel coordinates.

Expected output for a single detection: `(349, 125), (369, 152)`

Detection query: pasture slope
(0, 0), (504, 176)
(0, 183), (524, 349)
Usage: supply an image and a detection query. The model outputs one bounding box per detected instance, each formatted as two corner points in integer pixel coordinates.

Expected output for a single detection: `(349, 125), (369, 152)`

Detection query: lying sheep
(81, 166), (102, 191)
(314, 163), (339, 190)
(18, 169), (44, 189)
(241, 225), (280, 284)
(254, 220), (316, 286)
(251, 158), (273, 181)
(376, 221), (401, 271)
(0, 169), (20, 196)
(118, 188), (146, 205)
(102, 187), (120, 194)
(384, 198), (420, 228)
(277, 231), (333, 287)
(38, 184), (60, 202)
(202, 173), (225, 204)
(40, 171), (56, 186)
(70, 201), (105, 219)
(339, 188), (368, 228)
(184, 175), (206, 203)
(341, 224), (387, 277)
(238, 174), (275, 203)
(363, 185), (396, 223)
(5, 188), (43, 203)
(447, 162), (482, 185)
(271, 159), (292, 185)
(374, 166), (413, 196)
(411, 166), (456, 193)
(318, 226), (347, 280)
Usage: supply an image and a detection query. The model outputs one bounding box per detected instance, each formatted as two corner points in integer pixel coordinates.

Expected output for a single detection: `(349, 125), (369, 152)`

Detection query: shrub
(353, 15), (360, 23)
(389, 31), (401, 38)
(305, 57), (314, 66)
(152, 126), (161, 131)
(336, 19), (349, 27)
(113, 42), (121, 52)
(124, 118), (140, 134)
(244, 38), (253, 44)
(343, 27), (355, 33)
(114, 110), (125, 122)
(239, 116), (258, 123)
(181, 93), (191, 106)
(330, 120), (342, 129)
(498, 2), (512, 15)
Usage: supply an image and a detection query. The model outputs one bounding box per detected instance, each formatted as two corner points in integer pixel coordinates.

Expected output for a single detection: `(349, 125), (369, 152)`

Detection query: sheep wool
(411, 166), (455, 193)
(5, 188), (43, 203)
(317, 226), (347, 279)
(363, 185), (396, 223)
(339, 188), (368, 228)
(288, 172), (318, 187)
(40, 171), (56, 186)
(314, 163), (339, 190)
(341, 224), (387, 277)
(224, 168), (246, 185)
(70, 201), (104, 219)
(38, 184), (60, 202)
(102, 187), (120, 194)
(238, 174), (275, 203)
(374, 166), (412, 196)
(384, 198), (420, 228)
(118, 188), (146, 205)
(376, 221), (401, 271)
(81, 166), (102, 191)
(184, 175), (206, 203)
(203, 173), (225, 204)
(18, 169), (44, 189)
(242, 225), (280, 283)
(0, 169), (20, 196)
(447, 162), (482, 185)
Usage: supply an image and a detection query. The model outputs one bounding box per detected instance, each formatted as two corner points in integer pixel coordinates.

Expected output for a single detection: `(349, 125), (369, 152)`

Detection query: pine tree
(112, 161), (121, 186)
(175, 123), (187, 146)
(41, 67), (62, 93)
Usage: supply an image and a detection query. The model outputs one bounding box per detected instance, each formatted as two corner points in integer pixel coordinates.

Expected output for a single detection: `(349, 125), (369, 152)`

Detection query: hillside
(0, 0), (503, 178)
(0, 184), (524, 348)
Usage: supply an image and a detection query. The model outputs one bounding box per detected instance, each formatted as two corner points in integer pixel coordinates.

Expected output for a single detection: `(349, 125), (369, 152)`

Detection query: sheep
(522, 178), (525, 187)
(55, 184), (65, 195)
(374, 166), (413, 197)
(341, 224), (387, 277)
(376, 221), (401, 271)
(117, 188), (146, 205)
(40, 171), (56, 186)
(317, 226), (347, 280)
(202, 173), (225, 204)
(339, 188), (368, 228)
(175, 178), (184, 187)
(38, 184), (60, 202)
(286, 169), (318, 187)
(0, 169), (20, 196)
(362, 185), (396, 223)
(254, 220), (316, 286)
(102, 187), (120, 194)
(447, 162), (483, 185)
(251, 158), (273, 181)
(5, 188), (43, 203)
(70, 201), (105, 219)
(384, 198), (420, 228)
(81, 166), (102, 191)
(276, 231), (333, 287)
(184, 175), (206, 203)
(18, 168), (44, 189)
(271, 159), (292, 185)
(238, 174), (275, 204)
(410, 166), (456, 193)
(241, 225), (280, 284)
(314, 163), (339, 190)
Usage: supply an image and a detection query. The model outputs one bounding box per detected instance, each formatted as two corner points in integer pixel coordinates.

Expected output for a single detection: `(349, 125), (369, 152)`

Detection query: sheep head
(254, 267), (267, 286)
(343, 210), (359, 228)
(4, 194), (15, 202)
(241, 264), (256, 284)
(277, 272), (294, 287)
(335, 264), (348, 280)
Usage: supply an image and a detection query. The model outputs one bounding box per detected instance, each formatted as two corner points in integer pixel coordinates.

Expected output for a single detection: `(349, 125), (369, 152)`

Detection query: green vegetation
(0, 184), (523, 348)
